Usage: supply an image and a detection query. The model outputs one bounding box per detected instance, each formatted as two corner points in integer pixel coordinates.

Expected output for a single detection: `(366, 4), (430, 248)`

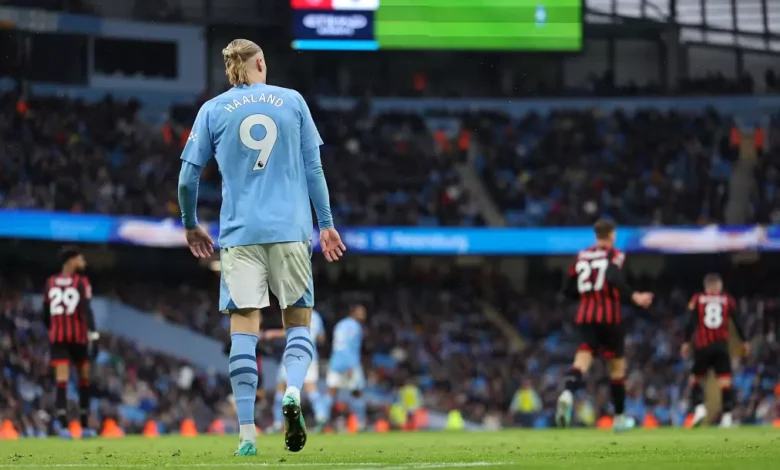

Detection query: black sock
(690, 382), (705, 412)
(610, 379), (626, 415)
(79, 381), (91, 429)
(563, 368), (584, 393)
(56, 383), (68, 429)
(721, 387), (736, 413)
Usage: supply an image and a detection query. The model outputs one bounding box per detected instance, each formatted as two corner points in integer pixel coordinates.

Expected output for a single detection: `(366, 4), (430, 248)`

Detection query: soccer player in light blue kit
(266, 309), (328, 432)
(324, 305), (367, 429)
(177, 39), (346, 456)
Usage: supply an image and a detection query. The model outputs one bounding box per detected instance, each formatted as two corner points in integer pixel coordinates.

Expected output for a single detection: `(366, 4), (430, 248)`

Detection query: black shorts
(692, 343), (731, 377)
(50, 342), (89, 367)
(576, 323), (625, 358)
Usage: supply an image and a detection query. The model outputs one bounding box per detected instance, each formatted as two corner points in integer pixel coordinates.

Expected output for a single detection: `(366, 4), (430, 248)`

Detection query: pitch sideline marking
(0, 463), (514, 469)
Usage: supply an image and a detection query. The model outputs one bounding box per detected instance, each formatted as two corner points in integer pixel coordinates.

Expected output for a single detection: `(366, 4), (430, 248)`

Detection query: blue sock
(350, 394), (366, 425)
(309, 389), (326, 424)
(322, 393), (334, 424)
(273, 391), (284, 425)
(229, 333), (259, 428)
(283, 326), (313, 392)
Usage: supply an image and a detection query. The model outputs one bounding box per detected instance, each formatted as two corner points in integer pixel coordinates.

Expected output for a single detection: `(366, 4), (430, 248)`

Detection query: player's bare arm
(728, 298), (750, 356)
(605, 261), (652, 308)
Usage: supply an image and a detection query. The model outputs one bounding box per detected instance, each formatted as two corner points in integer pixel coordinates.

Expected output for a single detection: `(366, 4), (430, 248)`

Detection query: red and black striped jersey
(43, 273), (93, 344)
(566, 246), (629, 325)
(685, 292), (745, 349)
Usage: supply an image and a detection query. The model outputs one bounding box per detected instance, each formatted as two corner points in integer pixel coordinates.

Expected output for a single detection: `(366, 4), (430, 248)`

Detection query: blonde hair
(222, 39), (262, 86)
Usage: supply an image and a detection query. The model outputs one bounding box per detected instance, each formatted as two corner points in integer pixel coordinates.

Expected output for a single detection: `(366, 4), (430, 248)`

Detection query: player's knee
(54, 364), (70, 382)
(283, 307), (312, 329)
(573, 351), (593, 372)
(230, 308), (261, 335)
(607, 358), (626, 379)
(78, 364), (90, 380)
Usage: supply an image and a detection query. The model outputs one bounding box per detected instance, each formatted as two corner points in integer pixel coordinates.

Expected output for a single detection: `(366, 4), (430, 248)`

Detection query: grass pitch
(1, 428), (778, 470)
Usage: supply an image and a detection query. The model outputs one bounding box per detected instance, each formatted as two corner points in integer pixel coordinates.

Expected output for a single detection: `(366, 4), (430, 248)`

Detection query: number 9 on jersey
(240, 113), (279, 171)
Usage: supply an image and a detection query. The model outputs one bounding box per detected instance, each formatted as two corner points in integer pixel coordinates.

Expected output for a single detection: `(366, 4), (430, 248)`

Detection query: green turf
(1, 428), (778, 469)
(375, 0), (582, 51)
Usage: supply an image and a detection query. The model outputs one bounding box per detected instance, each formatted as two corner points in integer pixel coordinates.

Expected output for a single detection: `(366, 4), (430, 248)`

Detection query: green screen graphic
(375, 0), (582, 51)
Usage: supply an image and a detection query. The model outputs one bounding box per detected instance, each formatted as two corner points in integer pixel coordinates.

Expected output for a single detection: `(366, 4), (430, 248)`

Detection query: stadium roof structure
(586, 0), (780, 52)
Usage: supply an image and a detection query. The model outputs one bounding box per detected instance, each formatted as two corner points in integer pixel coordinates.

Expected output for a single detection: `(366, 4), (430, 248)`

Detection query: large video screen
(290, 0), (582, 52)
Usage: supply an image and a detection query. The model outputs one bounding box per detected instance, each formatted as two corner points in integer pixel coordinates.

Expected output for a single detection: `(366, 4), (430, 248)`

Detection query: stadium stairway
(480, 301), (525, 352)
(454, 142), (506, 226)
(724, 116), (765, 224)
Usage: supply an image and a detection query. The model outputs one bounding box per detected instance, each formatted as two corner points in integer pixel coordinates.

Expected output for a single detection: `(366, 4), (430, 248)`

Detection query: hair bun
(222, 46), (240, 60)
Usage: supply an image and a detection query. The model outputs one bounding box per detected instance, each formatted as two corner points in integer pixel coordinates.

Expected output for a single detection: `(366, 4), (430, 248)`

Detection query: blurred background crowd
(1, 0), (780, 437)
(3, 92), (780, 228)
(2, 256), (779, 435)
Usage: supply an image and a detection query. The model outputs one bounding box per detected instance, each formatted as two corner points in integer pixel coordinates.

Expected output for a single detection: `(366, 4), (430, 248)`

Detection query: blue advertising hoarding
(0, 210), (778, 255)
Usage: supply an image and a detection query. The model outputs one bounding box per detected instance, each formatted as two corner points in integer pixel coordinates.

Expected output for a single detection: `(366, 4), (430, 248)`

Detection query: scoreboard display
(290, 0), (582, 52)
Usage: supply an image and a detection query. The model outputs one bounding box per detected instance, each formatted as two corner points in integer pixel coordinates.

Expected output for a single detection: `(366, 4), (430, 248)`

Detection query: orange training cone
(412, 409), (430, 430)
(596, 415), (613, 430)
(69, 420), (83, 439)
(180, 418), (198, 437)
(346, 414), (359, 434)
(100, 419), (124, 438)
(374, 419), (390, 433)
(0, 420), (19, 440)
(142, 420), (159, 438)
(207, 419), (225, 435)
(683, 413), (695, 429)
(772, 418), (780, 428)
(642, 414), (659, 429)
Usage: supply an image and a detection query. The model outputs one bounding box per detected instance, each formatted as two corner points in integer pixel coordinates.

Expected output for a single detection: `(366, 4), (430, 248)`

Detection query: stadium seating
(0, 93), (481, 227)
(473, 108), (737, 226)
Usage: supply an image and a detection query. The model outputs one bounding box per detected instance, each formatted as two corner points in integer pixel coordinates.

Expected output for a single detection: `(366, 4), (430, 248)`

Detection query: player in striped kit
(556, 220), (653, 432)
(43, 246), (100, 439)
(682, 273), (749, 428)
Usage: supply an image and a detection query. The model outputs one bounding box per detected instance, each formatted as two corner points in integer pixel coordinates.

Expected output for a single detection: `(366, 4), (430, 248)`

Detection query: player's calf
(53, 362), (70, 434)
(607, 358), (631, 432)
(280, 307), (313, 452)
(305, 384), (328, 429)
(720, 381), (736, 428)
(272, 388), (285, 433)
(228, 309), (261, 452)
(555, 366), (584, 428)
(689, 379), (707, 427)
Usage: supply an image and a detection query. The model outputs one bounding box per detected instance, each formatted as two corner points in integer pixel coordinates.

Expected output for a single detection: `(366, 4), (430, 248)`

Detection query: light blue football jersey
(310, 309), (325, 363)
(180, 83), (324, 248)
(328, 317), (363, 373)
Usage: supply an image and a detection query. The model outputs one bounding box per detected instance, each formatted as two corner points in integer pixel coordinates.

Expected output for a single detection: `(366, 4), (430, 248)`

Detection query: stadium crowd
(0, 92), (480, 227)
(2, 263), (778, 436)
(474, 107), (736, 226)
(5, 89), (780, 228)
